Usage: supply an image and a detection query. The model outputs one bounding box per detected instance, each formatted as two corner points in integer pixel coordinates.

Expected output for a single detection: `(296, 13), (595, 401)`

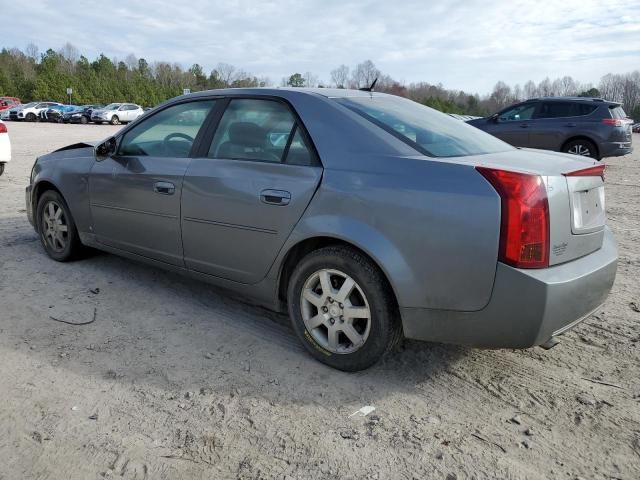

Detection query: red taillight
(477, 167), (550, 269)
(602, 118), (629, 127)
(602, 118), (620, 126)
(0, 123), (6, 134)
(563, 164), (605, 180)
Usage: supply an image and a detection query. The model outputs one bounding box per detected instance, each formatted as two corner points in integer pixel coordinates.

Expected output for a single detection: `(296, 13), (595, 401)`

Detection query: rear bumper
(600, 141), (633, 158)
(400, 227), (618, 348)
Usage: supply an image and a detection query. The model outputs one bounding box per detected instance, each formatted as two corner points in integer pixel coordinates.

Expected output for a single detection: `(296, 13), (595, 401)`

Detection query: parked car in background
(91, 103), (144, 125)
(0, 119), (10, 175)
(10, 101), (62, 121)
(467, 97), (633, 160)
(25, 88), (617, 371)
(63, 105), (103, 124)
(40, 104), (80, 123)
(633, 123), (640, 133)
(0, 97), (20, 111)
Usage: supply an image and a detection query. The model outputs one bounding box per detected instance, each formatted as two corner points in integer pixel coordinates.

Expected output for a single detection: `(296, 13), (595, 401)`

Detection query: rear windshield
(337, 95), (512, 157)
(609, 105), (627, 119)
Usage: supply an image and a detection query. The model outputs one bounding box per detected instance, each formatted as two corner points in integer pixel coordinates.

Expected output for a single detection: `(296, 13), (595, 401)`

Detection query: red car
(0, 97), (21, 111)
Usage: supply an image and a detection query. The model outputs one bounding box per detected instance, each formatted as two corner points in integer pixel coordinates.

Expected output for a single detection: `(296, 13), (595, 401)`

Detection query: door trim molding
(183, 216), (277, 235)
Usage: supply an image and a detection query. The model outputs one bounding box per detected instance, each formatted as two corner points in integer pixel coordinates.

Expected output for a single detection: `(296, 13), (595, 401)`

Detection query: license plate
(571, 186), (605, 234)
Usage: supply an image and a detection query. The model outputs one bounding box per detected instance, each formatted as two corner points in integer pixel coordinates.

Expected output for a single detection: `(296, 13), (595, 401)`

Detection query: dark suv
(467, 97), (633, 160)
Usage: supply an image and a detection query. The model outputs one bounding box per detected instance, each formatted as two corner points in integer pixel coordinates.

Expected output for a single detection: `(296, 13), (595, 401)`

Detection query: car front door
(89, 99), (218, 265)
(181, 97), (322, 284)
(484, 103), (538, 147)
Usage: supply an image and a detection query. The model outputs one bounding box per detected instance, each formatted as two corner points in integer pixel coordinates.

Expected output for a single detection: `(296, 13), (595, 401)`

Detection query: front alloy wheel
(36, 190), (83, 262)
(41, 200), (69, 253)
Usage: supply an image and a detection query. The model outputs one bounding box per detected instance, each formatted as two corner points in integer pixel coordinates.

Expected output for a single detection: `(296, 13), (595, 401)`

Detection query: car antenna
(359, 77), (378, 92)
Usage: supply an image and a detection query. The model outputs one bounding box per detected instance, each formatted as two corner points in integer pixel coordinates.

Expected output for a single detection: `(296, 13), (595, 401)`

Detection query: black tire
(80, 116), (88, 125)
(110, 115), (120, 125)
(287, 246), (402, 371)
(0, 163), (4, 176)
(562, 139), (600, 160)
(26, 112), (36, 122)
(36, 190), (83, 262)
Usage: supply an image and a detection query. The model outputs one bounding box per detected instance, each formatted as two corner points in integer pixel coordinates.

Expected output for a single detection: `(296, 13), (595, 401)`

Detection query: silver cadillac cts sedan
(26, 88), (617, 371)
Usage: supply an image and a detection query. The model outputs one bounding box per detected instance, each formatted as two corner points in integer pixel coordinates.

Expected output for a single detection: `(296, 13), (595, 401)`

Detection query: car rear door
(181, 97), (322, 284)
(528, 101), (595, 151)
(89, 99), (218, 266)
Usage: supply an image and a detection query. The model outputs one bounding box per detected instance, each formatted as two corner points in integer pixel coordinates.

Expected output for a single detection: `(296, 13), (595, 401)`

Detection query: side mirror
(490, 113), (500, 122)
(96, 136), (117, 157)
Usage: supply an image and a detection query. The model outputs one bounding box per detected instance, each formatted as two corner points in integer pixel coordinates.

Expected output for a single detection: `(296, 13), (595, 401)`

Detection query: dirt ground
(0, 122), (638, 480)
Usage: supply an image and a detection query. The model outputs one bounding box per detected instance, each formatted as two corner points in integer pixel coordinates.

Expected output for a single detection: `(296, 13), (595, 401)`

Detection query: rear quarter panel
(281, 156), (501, 311)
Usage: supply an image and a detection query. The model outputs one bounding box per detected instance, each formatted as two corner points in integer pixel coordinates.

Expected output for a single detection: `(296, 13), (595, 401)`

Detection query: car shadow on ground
(3, 216), (472, 407)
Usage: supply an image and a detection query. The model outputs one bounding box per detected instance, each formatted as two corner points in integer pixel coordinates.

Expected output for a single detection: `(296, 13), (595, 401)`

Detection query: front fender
(30, 147), (96, 234)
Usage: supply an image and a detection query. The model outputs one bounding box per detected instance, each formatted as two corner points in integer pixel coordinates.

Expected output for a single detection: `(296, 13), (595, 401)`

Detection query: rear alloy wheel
(288, 246), (401, 371)
(563, 139), (598, 159)
(110, 115), (120, 125)
(36, 190), (83, 262)
(80, 116), (88, 124)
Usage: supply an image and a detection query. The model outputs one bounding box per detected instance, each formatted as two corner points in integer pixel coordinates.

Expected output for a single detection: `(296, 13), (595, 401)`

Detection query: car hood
(52, 141), (98, 153)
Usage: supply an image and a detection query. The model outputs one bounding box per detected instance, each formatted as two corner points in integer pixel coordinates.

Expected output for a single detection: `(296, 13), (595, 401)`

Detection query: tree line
(1, 43), (639, 119)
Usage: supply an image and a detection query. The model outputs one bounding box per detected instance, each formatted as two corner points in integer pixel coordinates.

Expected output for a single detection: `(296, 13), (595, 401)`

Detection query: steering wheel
(164, 132), (194, 144)
(163, 132), (194, 152)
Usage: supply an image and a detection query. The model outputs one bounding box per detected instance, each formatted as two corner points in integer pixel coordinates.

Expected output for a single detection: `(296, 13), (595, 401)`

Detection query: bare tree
(523, 80), (537, 99)
(25, 43), (39, 62)
(538, 77), (553, 97)
(303, 71), (318, 88)
(330, 65), (349, 88)
(351, 60), (380, 89)
(215, 63), (236, 87)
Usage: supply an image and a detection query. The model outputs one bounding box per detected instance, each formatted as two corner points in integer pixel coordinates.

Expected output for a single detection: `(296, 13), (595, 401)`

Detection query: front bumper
(401, 227), (618, 348)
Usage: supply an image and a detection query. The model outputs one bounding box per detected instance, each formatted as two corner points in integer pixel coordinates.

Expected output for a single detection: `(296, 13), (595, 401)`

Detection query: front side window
(339, 96), (512, 158)
(118, 100), (216, 158)
(498, 104), (536, 122)
(208, 99), (299, 163)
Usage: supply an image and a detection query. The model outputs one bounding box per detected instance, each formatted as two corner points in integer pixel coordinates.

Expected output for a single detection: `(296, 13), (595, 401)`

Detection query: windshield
(337, 95), (512, 157)
(103, 103), (121, 110)
(22, 102), (37, 108)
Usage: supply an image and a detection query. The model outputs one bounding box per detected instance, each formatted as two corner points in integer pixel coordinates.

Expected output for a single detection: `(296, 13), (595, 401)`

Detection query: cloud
(3, 0), (639, 93)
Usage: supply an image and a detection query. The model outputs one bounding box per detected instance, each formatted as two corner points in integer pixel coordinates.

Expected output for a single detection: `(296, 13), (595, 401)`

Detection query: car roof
(185, 87), (389, 100)
(523, 96), (618, 105)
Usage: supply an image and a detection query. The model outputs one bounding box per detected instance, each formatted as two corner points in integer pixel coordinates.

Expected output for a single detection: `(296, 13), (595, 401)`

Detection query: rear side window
(536, 102), (597, 118)
(338, 96), (511, 158)
(610, 105), (627, 119)
(208, 98), (313, 163)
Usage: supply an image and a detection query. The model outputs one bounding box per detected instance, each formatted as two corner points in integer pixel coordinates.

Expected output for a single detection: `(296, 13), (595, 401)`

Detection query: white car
(90, 103), (144, 125)
(0, 120), (11, 176)
(10, 101), (62, 122)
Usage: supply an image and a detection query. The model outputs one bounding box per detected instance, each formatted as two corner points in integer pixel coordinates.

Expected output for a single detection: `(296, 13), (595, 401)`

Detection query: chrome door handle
(260, 189), (291, 206)
(154, 181), (175, 195)
(519, 123), (529, 128)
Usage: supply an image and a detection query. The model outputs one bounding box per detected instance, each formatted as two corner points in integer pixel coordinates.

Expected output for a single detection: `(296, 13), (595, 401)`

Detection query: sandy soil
(0, 122), (638, 480)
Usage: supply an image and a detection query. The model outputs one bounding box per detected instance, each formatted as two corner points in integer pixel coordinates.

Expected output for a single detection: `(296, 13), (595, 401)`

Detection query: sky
(3, 0), (639, 94)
